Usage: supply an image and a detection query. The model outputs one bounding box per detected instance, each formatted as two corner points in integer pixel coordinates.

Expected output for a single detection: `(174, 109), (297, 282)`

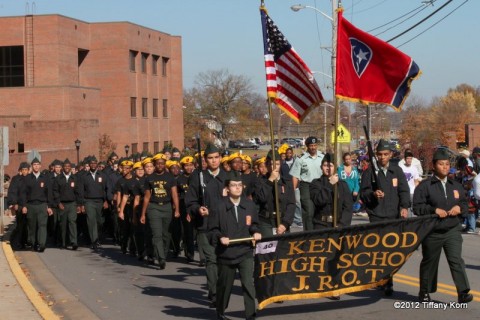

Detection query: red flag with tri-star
(335, 8), (421, 110)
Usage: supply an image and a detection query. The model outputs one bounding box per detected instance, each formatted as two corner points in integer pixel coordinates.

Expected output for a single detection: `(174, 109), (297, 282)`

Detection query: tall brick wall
(0, 14), (183, 175)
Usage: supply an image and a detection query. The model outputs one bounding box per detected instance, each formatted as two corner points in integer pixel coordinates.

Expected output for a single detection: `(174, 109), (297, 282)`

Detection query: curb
(2, 241), (60, 320)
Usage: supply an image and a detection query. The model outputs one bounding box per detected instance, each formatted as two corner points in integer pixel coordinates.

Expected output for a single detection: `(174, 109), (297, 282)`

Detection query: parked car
(241, 140), (259, 149)
(280, 138), (300, 148)
(228, 140), (244, 148)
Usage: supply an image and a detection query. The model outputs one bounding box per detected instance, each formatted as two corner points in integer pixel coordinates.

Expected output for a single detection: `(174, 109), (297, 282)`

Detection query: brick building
(0, 14), (183, 175)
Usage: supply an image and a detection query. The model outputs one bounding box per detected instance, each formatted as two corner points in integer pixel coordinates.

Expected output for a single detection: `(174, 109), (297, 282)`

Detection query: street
(15, 216), (479, 320)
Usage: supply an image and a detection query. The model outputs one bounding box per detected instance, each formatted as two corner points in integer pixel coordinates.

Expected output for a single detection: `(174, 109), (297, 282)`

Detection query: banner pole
(229, 237), (255, 244)
(267, 99), (282, 228)
(332, 0), (339, 228)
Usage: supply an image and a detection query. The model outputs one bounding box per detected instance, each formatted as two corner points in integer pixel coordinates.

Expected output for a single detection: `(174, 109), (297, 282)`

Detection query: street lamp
(290, 4), (333, 21)
(74, 139), (81, 164)
(124, 144), (130, 157)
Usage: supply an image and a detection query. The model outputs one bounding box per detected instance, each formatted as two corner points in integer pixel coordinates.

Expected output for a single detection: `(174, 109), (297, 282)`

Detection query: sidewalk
(0, 216), (43, 320)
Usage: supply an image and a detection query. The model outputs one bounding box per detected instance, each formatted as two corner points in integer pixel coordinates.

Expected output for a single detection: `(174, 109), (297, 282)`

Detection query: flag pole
(267, 99), (282, 229)
(332, 0), (340, 228)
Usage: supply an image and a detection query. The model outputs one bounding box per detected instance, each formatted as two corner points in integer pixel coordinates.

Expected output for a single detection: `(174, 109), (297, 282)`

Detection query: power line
(397, 0), (470, 48)
(368, 1), (434, 34)
(350, 0), (390, 15)
(387, 0), (453, 43)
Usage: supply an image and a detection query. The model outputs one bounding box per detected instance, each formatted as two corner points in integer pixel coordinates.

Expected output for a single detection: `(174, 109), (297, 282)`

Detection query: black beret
(172, 147), (180, 153)
(433, 149), (450, 161)
(204, 144), (220, 156)
(18, 162), (30, 170)
(89, 156), (98, 163)
(376, 139), (391, 152)
(225, 170), (243, 186)
(108, 152), (118, 159)
(305, 136), (318, 145)
(52, 159), (63, 166)
(31, 157), (41, 165)
(473, 147), (480, 154)
(63, 158), (72, 165)
(266, 149), (280, 161)
(321, 153), (334, 164)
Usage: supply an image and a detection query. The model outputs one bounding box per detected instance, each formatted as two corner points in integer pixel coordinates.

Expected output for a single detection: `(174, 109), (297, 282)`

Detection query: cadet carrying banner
(254, 215), (438, 309)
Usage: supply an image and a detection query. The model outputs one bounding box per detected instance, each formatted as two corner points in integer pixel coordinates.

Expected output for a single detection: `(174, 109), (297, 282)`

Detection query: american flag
(261, 7), (324, 124)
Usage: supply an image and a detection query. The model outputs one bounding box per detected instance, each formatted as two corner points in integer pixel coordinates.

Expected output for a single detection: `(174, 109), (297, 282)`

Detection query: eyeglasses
(229, 183), (243, 188)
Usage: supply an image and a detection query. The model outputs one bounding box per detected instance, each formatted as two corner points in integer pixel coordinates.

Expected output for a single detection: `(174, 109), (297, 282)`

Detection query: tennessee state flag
(335, 9), (421, 110)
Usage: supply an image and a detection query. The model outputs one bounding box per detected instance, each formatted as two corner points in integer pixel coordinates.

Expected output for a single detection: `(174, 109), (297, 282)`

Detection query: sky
(0, 0), (478, 106)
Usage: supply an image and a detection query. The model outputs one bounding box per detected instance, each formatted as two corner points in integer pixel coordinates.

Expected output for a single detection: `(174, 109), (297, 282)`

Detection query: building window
(162, 57), (169, 76)
(143, 142), (149, 152)
(131, 143), (138, 154)
(152, 55), (159, 75)
(142, 98), (148, 117)
(129, 50), (138, 72)
(130, 97), (137, 118)
(141, 53), (148, 73)
(163, 140), (170, 147)
(154, 141), (159, 153)
(162, 99), (168, 118)
(0, 46), (25, 87)
(153, 99), (158, 118)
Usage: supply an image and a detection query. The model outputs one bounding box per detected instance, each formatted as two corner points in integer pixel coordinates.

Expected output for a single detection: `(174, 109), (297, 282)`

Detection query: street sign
(330, 123), (351, 144)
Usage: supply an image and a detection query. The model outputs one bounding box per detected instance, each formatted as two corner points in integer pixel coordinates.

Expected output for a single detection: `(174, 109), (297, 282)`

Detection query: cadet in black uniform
(19, 158), (54, 252)
(118, 159), (141, 255)
(77, 156), (108, 250)
(241, 155), (257, 199)
(310, 153), (353, 229)
(413, 148), (473, 303)
(185, 144), (227, 308)
(253, 150), (295, 237)
(8, 162), (30, 249)
(132, 161), (146, 260)
(208, 171), (261, 320)
(48, 159), (63, 246)
(177, 156), (195, 262)
(53, 159), (80, 249)
(140, 153), (180, 269)
(360, 139), (410, 296)
(167, 159), (183, 258)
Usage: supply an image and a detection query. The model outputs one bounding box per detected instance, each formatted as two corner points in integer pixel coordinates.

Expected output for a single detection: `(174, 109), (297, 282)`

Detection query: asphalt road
(15, 217), (480, 320)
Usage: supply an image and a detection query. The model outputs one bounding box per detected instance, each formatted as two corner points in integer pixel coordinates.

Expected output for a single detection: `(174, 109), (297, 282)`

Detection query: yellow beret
(180, 156), (194, 165)
(221, 156), (230, 164)
(152, 153), (167, 161)
(228, 152), (242, 162)
(141, 157), (153, 166)
(241, 155), (252, 164)
(120, 159), (134, 167)
(278, 143), (290, 155)
(133, 161), (142, 170)
(255, 157), (266, 165)
(166, 160), (180, 169)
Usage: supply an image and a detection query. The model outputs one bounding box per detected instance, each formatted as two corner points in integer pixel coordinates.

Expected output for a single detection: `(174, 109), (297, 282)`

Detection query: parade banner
(254, 215), (437, 309)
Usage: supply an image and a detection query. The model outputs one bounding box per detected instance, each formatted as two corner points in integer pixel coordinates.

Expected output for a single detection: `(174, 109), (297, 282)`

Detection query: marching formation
(6, 137), (475, 320)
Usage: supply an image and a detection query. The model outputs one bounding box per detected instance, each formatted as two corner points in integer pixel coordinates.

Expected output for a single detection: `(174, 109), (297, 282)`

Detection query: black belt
(150, 201), (170, 206)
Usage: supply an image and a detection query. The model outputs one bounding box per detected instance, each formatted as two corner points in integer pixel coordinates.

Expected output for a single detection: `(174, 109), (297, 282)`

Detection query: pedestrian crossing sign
(330, 123), (351, 144)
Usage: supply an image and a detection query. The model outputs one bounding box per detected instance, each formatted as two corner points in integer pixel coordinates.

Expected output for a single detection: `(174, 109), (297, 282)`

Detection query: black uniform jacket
(18, 172), (54, 207)
(77, 170), (108, 205)
(7, 174), (23, 206)
(185, 168), (228, 232)
(360, 164), (410, 220)
(253, 175), (295, 228)
(310, 175), (353, 227)
(208, 196), (260, 265)
(53, 173), (79, 206)
(413, 176), (468, 232)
